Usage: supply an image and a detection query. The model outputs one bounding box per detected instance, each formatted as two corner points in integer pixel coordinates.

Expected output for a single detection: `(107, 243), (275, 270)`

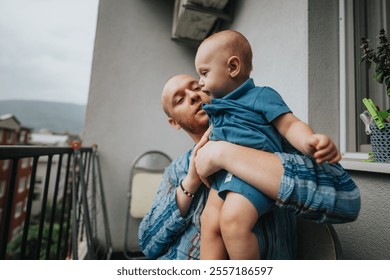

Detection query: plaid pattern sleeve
(275, 152), (361, 223)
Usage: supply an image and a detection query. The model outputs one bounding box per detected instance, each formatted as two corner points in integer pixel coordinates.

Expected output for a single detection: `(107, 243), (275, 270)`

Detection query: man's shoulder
(169, 148), (193, 172)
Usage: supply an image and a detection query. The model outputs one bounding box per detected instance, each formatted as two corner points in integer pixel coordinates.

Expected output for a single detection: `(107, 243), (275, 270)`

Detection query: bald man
(138, 74), (360, 260)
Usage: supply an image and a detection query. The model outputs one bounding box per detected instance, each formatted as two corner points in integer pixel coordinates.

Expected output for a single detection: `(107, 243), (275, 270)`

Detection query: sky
(0, 0), (99, 105)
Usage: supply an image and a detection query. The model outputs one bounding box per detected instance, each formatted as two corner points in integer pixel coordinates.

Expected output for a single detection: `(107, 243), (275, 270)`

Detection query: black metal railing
(0, 143), (112, 260)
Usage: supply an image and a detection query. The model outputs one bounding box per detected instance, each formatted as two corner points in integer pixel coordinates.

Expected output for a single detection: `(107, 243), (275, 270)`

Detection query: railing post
(71, 141), (95, 260)
(35, 155), (53, 259)
(56, 153), (72, 259)
(92, 144), (112, 259)
(46, 153), (63, 259)
(20, 156), (39, 259)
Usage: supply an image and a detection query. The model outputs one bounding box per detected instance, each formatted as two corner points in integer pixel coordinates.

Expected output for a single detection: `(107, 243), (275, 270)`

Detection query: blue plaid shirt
(138, 148), (360, 260)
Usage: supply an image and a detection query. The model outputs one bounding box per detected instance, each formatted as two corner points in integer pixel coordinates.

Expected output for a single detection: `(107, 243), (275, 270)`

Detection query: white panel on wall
(227, 0), (309, 122)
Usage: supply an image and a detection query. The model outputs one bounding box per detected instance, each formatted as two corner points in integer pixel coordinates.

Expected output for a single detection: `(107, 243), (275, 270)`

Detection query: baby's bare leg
(220, 191), (260, 259)
(200, 188), (228, 259)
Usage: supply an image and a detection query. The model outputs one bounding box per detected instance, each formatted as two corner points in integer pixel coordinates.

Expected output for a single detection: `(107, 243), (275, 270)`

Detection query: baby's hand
(307, 134), (341, 164)
(192, 126), (213, 188)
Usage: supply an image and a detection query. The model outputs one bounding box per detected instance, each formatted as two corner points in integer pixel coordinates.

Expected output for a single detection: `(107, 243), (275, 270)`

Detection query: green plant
(360, 29), (390, 122)
(7, 223), (68, 260)
(361, 29), (390, 96)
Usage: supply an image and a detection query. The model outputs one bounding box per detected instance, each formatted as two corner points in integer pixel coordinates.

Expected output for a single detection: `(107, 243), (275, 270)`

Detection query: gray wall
(84, 0), (390, 258)
(83, 0), (196, 250)
(334, 171), (390, 259)
(230, 0), (309, 122)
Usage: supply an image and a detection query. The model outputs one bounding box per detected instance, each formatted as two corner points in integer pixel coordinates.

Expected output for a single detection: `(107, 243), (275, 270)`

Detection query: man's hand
(193, 127), (228, 188)
(306, 134), (341, 164)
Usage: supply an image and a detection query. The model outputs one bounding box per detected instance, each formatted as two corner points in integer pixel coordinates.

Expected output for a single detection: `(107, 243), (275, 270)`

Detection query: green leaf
(378, 110), (389, 120)
(374, 71), (384, 83)
(361, 29), (390, 99)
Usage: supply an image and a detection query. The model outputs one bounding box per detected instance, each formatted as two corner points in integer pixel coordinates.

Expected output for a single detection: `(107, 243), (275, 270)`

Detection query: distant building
(29, 129), (81, 147)
(0, 114), (32, 243)
(0, 114), (82, 250)
(27, 130), (78, 217)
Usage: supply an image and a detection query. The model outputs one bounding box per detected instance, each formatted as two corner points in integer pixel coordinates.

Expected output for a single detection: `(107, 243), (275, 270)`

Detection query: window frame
(339, 0), (390, 159)
(339, 0), (390, 173)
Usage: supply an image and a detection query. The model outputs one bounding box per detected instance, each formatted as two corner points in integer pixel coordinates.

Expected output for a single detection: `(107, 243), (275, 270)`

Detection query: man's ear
(227, 56), (241, 78)
(168, 117), (182, 130)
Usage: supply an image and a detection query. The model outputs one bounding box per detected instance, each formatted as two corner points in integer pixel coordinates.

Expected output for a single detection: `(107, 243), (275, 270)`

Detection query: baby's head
(195, 30), (253, 98)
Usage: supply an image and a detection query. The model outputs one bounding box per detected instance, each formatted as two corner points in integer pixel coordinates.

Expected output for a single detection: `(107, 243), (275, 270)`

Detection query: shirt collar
(222, 78), (255, 100)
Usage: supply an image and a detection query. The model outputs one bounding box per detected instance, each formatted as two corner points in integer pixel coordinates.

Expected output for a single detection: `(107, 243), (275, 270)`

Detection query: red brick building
(0, 114), (32, 243)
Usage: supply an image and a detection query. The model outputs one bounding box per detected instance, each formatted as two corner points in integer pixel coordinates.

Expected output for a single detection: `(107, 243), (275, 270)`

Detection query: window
(14, 201), (23, 218)
(21, 158), (31, 168)
(19, 130), (26, 143)
(342, 0), (390, 155)
(26, 175), (31, 190)
(23, 197), (28, 212)
(18, 177), (26, 193)
(0, 181), (5, 198)
(32, 191), (41, 201)
(2, 160), (9, 171)
(6, 130), (14, 144)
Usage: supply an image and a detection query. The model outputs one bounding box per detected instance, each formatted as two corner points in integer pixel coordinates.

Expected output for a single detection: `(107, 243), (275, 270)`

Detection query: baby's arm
(272, 113), (341, 163)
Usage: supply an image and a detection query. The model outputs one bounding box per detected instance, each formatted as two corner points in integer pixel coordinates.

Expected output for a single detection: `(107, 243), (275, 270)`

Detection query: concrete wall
(84, 0), (390, 258)
(230, 0), (309, 122)
(83, 0), (196, 251)
(334, 171), (390, 259)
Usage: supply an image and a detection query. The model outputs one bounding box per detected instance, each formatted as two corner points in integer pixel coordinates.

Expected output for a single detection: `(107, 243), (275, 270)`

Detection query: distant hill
(0, 100), (86, 135)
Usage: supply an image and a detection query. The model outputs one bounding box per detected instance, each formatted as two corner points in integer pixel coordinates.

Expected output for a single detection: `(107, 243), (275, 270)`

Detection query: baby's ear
(227, 56), (241, 78)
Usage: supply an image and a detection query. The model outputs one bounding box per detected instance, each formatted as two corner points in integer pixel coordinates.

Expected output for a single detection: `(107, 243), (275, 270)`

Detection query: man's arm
(195, 141), (360, 223)
(138, 152), (197, 259)
(195, 141), (282, 199)
(176, 139), (206, 216)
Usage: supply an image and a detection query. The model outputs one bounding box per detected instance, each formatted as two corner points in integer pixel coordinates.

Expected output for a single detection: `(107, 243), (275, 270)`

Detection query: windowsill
(340, 157), (390, 174)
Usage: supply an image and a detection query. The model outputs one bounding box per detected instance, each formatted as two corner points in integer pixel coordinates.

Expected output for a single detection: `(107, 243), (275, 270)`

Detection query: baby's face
(195, 41), (234, 98)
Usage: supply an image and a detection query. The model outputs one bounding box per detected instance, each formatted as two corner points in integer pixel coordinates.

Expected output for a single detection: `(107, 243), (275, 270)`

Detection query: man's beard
(178, 117), (209, 135)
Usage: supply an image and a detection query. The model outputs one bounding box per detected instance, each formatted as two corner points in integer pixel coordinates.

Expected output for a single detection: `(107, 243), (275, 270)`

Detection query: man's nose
(188, 90), (201, 104)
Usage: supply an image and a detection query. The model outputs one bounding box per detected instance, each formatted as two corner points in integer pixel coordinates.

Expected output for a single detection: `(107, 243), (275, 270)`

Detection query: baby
(195, 30), (342, 259)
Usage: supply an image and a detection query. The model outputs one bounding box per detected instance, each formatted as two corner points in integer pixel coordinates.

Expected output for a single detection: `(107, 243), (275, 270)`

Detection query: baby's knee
(219, 207), (254, 238)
